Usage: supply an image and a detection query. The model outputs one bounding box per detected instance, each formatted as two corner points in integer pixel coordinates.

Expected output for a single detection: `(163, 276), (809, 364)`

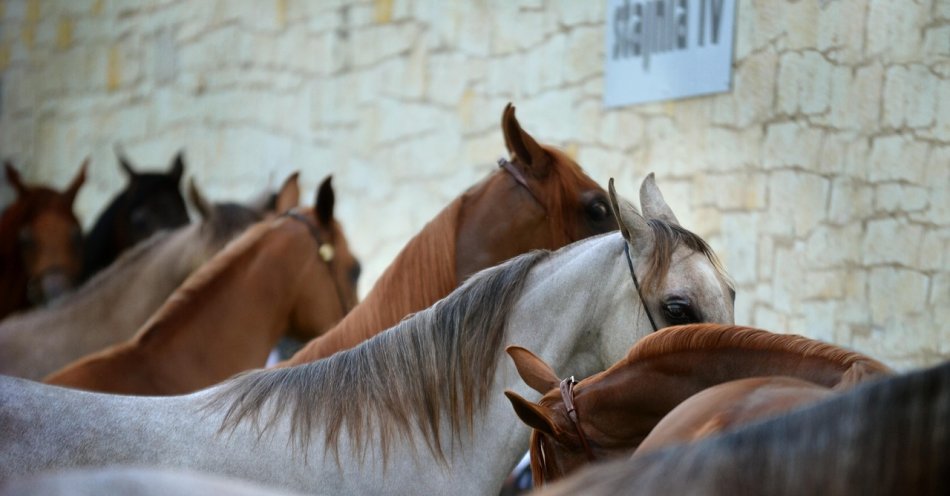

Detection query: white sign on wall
(604, 0), (736, 107)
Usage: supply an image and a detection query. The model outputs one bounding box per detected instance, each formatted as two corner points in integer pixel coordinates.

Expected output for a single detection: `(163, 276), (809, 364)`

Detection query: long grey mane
(208, 249), (551, 464)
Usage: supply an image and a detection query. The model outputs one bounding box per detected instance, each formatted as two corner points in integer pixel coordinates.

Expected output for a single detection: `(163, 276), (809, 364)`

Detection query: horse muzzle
(27, 270), (76, 305)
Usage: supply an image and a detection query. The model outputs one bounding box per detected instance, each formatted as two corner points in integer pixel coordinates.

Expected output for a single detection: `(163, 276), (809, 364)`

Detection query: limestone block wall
(0, 0), (946, 369)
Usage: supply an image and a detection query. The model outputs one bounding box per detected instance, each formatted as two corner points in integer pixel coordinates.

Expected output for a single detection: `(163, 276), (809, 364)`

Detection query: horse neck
(285, 198), (462, 364)
(134, 223), (313, 382)
(380, 235), (640, 492)
(0, 228), (192, 367)
(579, 345), (875, 444)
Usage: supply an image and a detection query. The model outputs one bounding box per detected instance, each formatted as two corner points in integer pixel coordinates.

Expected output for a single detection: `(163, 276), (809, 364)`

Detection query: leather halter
(281, 210), (348, 315)
(552, 241), (660, 466)
(498, 157), (545, 207)
(559, 376), (596, 462)
(624, 241), (660, 332)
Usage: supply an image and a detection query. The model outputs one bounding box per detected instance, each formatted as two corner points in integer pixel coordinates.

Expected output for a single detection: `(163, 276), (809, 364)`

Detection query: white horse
(0, 176), (734, 495)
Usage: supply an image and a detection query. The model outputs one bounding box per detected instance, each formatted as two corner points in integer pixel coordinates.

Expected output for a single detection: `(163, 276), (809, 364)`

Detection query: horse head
(454, 103), (618, 282)
(2, 160), (87, 310)
(115, 148), (190, 247)
(278, 176), (361, 342)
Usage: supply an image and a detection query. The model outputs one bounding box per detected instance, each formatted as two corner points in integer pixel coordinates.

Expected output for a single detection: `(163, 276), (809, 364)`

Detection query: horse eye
(663, 300), (696, 324)
(587, 200), (609, 221)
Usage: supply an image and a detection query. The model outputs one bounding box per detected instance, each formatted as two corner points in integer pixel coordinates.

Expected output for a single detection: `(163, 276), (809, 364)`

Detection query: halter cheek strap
(282, 210), (348, 315)
(498, 157), (545, 207)
(559, 376), (596, 462)
(624, 241), (660, 332)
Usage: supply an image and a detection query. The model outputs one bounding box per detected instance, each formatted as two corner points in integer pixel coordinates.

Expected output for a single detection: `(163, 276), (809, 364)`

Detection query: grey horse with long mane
(537, 359), (950, 496)
(0, 176), (734, 495)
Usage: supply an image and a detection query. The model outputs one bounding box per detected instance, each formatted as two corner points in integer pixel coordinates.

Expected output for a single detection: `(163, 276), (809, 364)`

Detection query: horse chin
(27, 271), (76, 306)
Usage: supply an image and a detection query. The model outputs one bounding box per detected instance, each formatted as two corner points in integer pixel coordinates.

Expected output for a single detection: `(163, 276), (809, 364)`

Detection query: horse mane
(538, 146), (599, 247)
(621, 324), (892, 380)
(208, 249), (550, 464)
(640, 218), (727, 293)
(57, 230), (172, 303)
(133, 219), (274, 345)
(288, 197), (462, 362)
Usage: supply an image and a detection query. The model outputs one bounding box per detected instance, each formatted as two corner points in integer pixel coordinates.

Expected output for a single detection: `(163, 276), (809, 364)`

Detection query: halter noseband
(281, 210), (348, 315)
(559, 376), (596, 462)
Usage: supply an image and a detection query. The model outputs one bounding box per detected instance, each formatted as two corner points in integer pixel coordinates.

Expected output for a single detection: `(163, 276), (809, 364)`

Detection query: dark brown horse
(536, 360), (950, 496)
(506, 324), (891, 485)
(0, 160), (87, 320)
(81, 149), (189, 280)
(283, 103), (618, 365)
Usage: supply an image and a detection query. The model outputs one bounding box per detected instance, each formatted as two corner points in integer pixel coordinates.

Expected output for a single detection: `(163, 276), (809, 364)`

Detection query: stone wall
(0, 0), (946, 369)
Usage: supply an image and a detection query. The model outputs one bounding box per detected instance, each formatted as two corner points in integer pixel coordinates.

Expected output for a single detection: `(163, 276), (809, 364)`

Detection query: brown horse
(0, 160), (87, 320)
(635, 376), (833, 454)
(505, 324), (892, 485)
(44, 177), (360, 395)
(283, 103), (617, 365)
(536, 360), (950, 496)
(0, 175), (299, 380)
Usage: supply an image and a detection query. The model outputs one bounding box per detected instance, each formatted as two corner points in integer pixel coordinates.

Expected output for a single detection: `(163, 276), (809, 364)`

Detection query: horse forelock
(640, 219), (729, 294)
(621, 324), (892, 380)
(207, 248), (551, 465)
(537, 146), (601, 246)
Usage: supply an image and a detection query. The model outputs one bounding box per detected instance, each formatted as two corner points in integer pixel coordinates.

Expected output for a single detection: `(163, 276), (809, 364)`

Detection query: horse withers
(81, 148), (189, 280)
(0, 160), (87, 320)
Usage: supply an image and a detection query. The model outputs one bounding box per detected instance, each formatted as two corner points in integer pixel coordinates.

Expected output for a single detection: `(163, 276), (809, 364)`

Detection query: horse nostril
(28, 271), (75, 305)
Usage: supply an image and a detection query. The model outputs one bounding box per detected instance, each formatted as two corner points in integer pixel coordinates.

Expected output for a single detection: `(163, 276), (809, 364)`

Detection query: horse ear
(639, 173), (679, 225)
(64, 158), (88, 204)
(187, 178), (212, 220)
(501, 103), (551, 178)
(608, 178), (652, 255)
(274, 171), (300, 214)
(169, 151), (185, 183)
(504, 390), (557, 436)
(4, 161), (27, 196)
(115, 145), (136, 178)
(315, 175), (334, 226)
(507, 346), (560, 395)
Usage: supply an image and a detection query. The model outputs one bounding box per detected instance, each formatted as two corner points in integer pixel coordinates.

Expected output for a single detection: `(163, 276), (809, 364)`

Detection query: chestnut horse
(0, 177), (733, 494)
(636, 376), (833, 454)
(82, 149), (190, 280)
(537, 360), (950, 496)
(0, 160), (87, 320)
(0, 175), (299, 380)
(283, 103), (618, 365)
(505, 324), (892, 485)
(44, 177), (360, 395)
